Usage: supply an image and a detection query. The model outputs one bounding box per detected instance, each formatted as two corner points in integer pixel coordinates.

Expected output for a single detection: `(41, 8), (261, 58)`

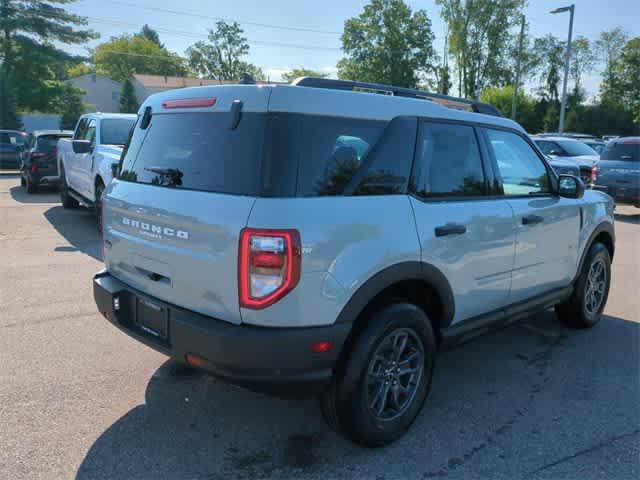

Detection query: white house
(66, 73), (122, 113)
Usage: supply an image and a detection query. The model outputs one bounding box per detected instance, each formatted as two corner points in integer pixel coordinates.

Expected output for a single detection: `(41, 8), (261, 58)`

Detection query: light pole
(551, 4), (575, 134)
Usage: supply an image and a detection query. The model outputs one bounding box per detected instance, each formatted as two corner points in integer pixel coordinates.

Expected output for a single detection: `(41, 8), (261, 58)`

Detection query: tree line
(1, 0), (638, 135)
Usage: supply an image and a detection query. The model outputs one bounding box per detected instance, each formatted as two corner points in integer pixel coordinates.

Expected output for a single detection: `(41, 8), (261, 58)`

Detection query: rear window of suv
(119, 112), (410, 197)
(601, 142), (639, 161)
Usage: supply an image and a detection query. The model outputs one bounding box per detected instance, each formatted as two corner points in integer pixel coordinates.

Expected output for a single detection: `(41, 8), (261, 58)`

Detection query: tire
(59, 167), (78, 209)
(25, 175), (37, 194)
(20, 176), (26, 187)
(95, 181), (105, 233)
(556, 242), (611, 329)
(323, 303), (436, 447)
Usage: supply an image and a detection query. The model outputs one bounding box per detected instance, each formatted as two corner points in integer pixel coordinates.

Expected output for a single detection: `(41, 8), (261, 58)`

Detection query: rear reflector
(185, 354), (207, 368)
(239, 228), (301, 309)
(162, 98), (217, 109)
(311, 341), (333, 353)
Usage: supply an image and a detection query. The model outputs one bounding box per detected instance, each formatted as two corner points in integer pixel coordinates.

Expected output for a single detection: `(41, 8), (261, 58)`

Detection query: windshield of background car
(557, 140), (598, 156)
(101, 118), (136, 146)
(601, 142), (639, 161)
(36, 135), (71, 153)
(0, 131), (28, 147)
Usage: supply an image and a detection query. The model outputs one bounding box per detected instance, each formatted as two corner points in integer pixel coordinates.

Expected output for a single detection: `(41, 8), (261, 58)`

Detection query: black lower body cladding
(93, 270), (352, 395)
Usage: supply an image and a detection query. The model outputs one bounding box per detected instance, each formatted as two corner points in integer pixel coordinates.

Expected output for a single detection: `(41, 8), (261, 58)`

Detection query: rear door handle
(435, 223), (467, 237)
(522, 214), (544, 225)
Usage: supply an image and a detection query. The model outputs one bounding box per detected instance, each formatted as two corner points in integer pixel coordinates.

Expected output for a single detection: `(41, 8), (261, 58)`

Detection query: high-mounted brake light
(162, 97), (217, 109)
(239, 228), (301, 309)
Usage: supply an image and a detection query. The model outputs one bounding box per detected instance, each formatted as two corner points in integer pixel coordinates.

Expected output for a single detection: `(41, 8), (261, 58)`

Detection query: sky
(63, 0), (640, 97)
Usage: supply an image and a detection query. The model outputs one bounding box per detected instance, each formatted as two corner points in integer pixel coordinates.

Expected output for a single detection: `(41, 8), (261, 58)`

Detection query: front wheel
(556, 242), (611, 329)
(322, 303), (436, 447)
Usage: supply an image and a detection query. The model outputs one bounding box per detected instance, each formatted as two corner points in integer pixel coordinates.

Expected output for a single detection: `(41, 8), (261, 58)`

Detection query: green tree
(480, 85), (536, 131)
(337, 0), (437, 88)
(615, 37), (640, 131)
(93, 35), (185, 83)
(137, 24), (163, 48)
(57, 83), (85, 130)
(437, 0), (525, 98)
(281, 68), (328, 83)
(67, 63), (94, 78)
(542, 102), (559, 132)
(0, 1), (97, 111)
(0, 71), (22, 129)
(437, 64), (452, 95)
(119, 78), (139, 113)
(596, 28), (628, 103)
(570, 36), (596, 94)
(533, 35), (565, 101)
(186, 21), (263, 81)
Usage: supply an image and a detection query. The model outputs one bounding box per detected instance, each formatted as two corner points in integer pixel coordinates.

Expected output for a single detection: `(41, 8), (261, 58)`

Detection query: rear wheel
(322, 303), (436, 447)
(95, 181), (105, 233)
(556, 242), (611, 329)
(60, 167), (78, 209)
(20, 175), (26, 187)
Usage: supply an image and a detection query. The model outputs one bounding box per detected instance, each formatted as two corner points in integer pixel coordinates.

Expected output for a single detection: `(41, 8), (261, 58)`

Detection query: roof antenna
(239, 73), (255, 85)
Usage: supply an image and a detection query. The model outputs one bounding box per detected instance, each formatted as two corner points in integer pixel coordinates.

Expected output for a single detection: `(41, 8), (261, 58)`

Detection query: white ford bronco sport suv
(93, 78), (615, 447)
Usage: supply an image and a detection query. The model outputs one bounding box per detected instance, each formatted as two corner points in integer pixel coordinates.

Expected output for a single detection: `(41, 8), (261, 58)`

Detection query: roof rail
(291, 77), (504, 117)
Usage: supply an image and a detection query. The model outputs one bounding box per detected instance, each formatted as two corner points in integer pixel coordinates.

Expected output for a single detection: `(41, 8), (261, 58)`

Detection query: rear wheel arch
(334, 262), (454, 372)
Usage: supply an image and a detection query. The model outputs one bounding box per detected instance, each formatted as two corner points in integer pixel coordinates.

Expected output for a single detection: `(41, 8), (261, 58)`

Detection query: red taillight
(311, 341), (333, 353)
(591, 166), (598, 183)
(162, 97), (216, 109)
(239, 228), (301, 309)
(31, 164), (37, 173)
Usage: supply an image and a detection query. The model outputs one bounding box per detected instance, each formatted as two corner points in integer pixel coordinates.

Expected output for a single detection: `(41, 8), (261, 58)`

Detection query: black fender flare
(334, 261), (455, 329)
(574, 221), (615, 282)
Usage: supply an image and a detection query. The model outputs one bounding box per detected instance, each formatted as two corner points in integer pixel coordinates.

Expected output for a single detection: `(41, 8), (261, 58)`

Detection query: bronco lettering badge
(121, 217), (189, 240)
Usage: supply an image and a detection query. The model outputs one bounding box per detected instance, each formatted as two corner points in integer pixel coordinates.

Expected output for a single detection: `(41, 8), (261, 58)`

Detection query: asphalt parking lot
(0, 174), (638, 480)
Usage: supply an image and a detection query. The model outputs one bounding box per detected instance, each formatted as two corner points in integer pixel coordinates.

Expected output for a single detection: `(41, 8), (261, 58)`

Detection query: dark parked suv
(0, 130), (28, 170)
(20, 130), (73, 193)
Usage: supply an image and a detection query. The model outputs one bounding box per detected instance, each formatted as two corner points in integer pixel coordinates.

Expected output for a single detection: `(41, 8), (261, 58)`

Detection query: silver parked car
(93, 78), (615, 447)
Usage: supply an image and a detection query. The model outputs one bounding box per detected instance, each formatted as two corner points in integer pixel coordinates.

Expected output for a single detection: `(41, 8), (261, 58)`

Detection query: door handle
(435, 223), (467, 237)
(522, 214), (544, 225)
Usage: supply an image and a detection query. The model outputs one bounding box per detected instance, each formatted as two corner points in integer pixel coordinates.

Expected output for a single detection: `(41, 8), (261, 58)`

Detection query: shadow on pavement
(76, 313), (639, 480)
(614, 212), (640, 225)
(9, 184), (59, 204)
(44, 205), (101, 261)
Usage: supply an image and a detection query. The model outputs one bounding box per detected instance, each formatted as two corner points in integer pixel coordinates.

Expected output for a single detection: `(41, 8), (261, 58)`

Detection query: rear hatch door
(103, 86), (271, 324)
(598, 142), (640, 201)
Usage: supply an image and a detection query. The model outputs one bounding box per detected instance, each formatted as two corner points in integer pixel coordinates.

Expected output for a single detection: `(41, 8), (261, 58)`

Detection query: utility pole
(511, 14), (526, 120)
(551, 4), (575, 133)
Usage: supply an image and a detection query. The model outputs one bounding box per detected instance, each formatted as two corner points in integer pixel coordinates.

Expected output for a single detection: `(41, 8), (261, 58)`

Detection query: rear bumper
(93, 270), (351, 396)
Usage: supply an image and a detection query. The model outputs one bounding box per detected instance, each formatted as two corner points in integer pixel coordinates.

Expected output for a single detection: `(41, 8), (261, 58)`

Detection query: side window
(536, 140), (554, 155)
(354, 117), (416, 195)
(410, 122), (486, 198)
(296, 116), (384, 196)
(486, 129), (551, 196)
(74, 119), (88, 140)
(601, 143), (638, 161)
(85, 119), (97, 146)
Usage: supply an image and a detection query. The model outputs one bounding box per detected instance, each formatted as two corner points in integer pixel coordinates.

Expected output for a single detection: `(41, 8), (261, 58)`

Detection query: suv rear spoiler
(291, 77), (504, 118)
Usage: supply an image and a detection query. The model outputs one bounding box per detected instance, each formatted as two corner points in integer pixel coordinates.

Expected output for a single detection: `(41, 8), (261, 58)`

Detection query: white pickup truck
(57, 113), (136, 229)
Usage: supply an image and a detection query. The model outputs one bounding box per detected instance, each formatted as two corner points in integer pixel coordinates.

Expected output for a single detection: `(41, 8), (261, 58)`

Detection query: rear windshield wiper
(144, 166), (183, 186)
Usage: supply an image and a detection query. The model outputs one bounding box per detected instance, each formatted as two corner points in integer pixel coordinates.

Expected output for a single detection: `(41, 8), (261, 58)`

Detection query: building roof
(132, 74), (234, 89)
(66, 73), (122, 88)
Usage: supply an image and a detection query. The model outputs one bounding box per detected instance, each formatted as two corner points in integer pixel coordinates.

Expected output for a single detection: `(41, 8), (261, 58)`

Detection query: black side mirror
(72, 139), (92, 154)
(558, 174), (585, 199)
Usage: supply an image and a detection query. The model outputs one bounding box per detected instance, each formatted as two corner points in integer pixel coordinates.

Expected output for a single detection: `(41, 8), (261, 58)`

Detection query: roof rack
(291, 77), (504, 118)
